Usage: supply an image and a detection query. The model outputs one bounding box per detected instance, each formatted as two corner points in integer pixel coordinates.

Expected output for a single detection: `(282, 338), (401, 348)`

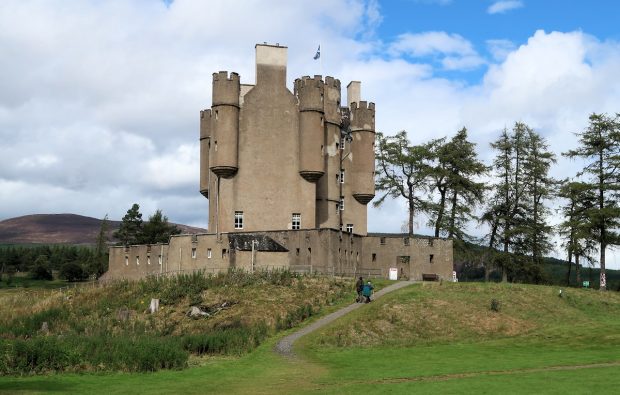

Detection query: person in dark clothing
(362, 281), (374, 303)
(355, 277), (364, 302)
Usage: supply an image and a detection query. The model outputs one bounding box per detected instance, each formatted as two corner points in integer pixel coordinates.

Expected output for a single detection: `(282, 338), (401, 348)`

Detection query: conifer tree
(114, 203), (143, 246)
(427, 127), (487, 240)
(141, 210), (181, 244)
(374, 131), (431, 235)
(564, 113), (620, 291)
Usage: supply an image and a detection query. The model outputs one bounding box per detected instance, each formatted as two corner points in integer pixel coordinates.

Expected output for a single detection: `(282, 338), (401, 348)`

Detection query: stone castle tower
(199, 44), (375, 235)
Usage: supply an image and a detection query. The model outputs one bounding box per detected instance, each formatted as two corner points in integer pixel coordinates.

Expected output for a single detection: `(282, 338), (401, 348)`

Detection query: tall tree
(521, 128), (556, 266)
(374, 131), (431, 235)
(564, 113), (620, 291)
(427, 127), (487, 240)
(558, 180), (597, 286)
(141, 210), (181, 244)
(114, 203), (143, 246)
(91, 215), (110, 278)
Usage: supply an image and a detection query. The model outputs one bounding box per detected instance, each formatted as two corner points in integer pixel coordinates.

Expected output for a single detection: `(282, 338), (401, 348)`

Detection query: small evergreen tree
(114, 204), (144, 245)
(141, 210), (181, 244)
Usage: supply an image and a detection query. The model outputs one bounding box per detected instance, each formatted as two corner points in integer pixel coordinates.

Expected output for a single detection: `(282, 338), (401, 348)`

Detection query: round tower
(210, 71), (240, 178)
(294, 75), (325, 183)
(349, 101), (375, 204)
(199, 109), (212, 197)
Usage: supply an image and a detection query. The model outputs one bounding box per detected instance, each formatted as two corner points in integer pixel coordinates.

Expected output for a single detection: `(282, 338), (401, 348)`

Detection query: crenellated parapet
(323, 76), (342, 125)
(212, 71), (241, 107)
(350, 101), (375, 132)
(210, 71), (240, 178)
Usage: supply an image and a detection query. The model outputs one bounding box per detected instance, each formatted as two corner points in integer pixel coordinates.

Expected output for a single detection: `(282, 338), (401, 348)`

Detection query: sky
(1, 0), (620, 268)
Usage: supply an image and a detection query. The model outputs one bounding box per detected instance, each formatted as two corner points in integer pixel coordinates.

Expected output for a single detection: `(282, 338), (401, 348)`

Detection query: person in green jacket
(362, 281), (374, 303)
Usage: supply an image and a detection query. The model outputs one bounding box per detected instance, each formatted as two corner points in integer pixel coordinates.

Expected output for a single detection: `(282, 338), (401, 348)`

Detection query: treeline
(375, 113), (620, 290)
(0, 244), (106, 282)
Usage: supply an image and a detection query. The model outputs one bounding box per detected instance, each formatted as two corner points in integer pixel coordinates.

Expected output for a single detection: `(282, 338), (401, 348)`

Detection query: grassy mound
(0, 270), (353, 374)
(311, 282), (620, 348)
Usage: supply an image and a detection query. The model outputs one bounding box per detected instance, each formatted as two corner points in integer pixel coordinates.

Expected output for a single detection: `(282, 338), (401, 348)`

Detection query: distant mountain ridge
(0, 214), (207, 245)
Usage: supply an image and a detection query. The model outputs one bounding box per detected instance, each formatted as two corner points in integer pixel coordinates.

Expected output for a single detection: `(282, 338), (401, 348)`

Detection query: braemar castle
(104, 44), (453, 281)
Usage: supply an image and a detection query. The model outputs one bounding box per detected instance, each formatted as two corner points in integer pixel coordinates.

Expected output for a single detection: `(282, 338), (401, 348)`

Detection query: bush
(181, 323), (269, 356)
(29, 255), (53, 281)
(60, 262), (87, 282)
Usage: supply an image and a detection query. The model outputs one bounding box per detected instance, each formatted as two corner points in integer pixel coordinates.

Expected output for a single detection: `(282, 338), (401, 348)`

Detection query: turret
(295, 75), (325, 182)
(210, 71), (240, 178)
(349, 100), (375, 205)
(199, 109), (211, 197)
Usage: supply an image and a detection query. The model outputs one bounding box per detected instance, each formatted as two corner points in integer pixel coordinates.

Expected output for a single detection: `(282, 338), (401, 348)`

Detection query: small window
(380, 237), (386, 245)
(372, 253), (376, 262)
(430, 254), (434, 263)
(292, 213), (301, 230)
(404, 237), (410, 246)
(125, 256), (129, 266)
(234, 211), (243, 229)
(296, 248), (300, 256)
(207, 248), (212, 259)
(147, 256), (151, 265)
(346, 224), (353, 233)
(136, 256), (140, 265)
(308, 247), (312, 255)
(222, 249), (227, 259)
(340, 169), (345, 183)
(336, 202), (340, 213)
(341, 137), (345, 150)
(158, 255), (162, 265)
(339, 197), (344, 211)
(191, 248), (197, 259)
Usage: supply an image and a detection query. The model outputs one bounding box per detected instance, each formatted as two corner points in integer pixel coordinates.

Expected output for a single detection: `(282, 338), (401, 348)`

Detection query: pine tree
(374, 131), (432, 235)
(114, 204), (144, 246)
(427, 128), (487, 241)
(141, 210), (181, 244)
(558, 180), (597, 286)
(564, 113), (620, 291)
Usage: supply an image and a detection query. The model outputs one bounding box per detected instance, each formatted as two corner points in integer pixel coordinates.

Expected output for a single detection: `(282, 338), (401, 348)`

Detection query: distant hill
(0, 214), (207, 245)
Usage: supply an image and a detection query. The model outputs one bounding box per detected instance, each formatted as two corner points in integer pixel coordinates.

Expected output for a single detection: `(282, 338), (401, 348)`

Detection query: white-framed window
(234, 211), (243, 229)
(340, 137), (345, 150)
(207, 248), (212, 259)
(339, 197), (344, 211)
(346, 224), (353, 233)
(340, 169), (345, 183)
(292, 213), (301, 230)
(191, 247), (197, 259)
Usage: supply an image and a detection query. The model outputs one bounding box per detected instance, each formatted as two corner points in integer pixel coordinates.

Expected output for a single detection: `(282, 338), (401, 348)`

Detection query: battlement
(350, 101), (375, 111)
(350, 101), (375, 131)
(324, 76), (341, 90)
(213, 71), (240, 107)
(212, 71), (240, 82)
(294, 75), (325, 90)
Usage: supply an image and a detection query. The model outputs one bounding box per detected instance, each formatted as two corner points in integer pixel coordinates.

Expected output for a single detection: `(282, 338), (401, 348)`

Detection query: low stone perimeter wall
(105, 229), (453, 281)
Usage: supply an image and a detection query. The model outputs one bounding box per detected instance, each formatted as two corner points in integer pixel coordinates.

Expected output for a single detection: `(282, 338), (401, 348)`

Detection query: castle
(104, 44), (452, 281)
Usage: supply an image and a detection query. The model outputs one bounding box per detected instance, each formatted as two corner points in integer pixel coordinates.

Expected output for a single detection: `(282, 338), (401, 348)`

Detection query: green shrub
(60, 262), (87, 282)
(1, 307), (69, 337)
(181, 323), (269, 356)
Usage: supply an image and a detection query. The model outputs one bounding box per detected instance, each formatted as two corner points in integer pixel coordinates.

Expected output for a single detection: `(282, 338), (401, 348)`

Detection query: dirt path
(274, 280), (415, 357)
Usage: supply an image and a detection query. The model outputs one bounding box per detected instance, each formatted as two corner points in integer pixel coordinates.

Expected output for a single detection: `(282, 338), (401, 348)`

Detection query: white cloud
(488, 0), (524, 15)
(389, 31), (485, 70)
(486, 39), (516, 61)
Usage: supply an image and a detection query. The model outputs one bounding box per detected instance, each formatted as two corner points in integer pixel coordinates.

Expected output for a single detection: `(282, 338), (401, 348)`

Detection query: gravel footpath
(274, 280), (415, 357)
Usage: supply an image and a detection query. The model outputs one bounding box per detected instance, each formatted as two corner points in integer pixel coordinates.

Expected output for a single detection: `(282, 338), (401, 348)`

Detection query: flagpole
(320, 43), (323, 77)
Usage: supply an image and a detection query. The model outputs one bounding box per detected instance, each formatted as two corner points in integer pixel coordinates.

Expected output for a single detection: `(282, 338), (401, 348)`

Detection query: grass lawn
(1, 282), (619, 394)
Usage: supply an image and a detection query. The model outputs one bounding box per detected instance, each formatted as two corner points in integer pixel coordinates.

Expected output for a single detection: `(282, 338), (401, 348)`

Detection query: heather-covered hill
(0, 214), (206, 245)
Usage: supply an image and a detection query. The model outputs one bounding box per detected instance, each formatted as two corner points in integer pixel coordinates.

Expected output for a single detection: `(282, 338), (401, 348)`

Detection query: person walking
(362, 281), (374, 303)
(355, 276), (364, 302)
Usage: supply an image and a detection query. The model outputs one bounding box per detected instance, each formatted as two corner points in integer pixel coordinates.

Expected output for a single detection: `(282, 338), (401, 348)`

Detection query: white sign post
(389, 267), (398, 280)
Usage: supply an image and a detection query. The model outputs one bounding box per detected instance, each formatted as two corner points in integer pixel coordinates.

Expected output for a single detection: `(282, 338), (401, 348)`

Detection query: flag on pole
(313, 45), (321, 60)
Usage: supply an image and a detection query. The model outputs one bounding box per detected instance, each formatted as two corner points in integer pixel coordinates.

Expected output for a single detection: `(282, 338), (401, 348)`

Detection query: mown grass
(0, 281), (619, 394)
